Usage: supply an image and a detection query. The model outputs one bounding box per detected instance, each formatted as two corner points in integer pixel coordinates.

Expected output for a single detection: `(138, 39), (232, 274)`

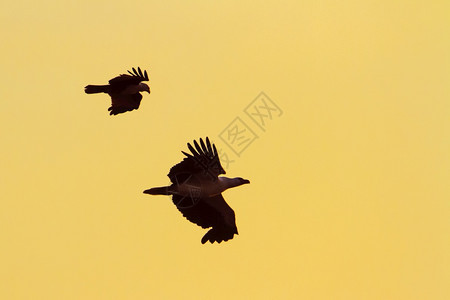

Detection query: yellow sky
(1, 1), (449, 299)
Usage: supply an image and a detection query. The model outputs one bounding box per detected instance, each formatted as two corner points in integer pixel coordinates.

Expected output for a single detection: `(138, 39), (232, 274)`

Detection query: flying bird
(143, 137), (250, 244)
(84, 67), (150, 115)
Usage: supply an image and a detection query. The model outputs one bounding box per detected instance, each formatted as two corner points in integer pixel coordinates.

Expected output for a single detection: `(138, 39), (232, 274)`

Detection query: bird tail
(84, 85), (110, 94)
(143, 186), (171, 195)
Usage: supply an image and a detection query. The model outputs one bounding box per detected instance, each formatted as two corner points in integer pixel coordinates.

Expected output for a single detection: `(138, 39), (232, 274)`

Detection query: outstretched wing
(168, 137), (225, 184)
(173, 194), (238, 244)
(108, 67), (149, 91)
(108, 93), (142, 115)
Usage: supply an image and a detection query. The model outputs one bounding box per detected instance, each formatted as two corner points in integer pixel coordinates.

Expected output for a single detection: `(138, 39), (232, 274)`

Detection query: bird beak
(143, 189), (152, 194)
(243, 179), (250, 184)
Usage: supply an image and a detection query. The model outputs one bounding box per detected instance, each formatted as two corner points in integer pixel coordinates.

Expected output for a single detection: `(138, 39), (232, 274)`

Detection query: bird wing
(173, 194), (238, 244)
(108, 93), (142, 115)
(108, 67), (149, 91)
(168, 137), (225, 184)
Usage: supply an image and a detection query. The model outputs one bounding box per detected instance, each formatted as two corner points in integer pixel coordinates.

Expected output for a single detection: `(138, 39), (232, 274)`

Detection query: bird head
(236, 177), (250, 185)
(139, 83), (151, 93)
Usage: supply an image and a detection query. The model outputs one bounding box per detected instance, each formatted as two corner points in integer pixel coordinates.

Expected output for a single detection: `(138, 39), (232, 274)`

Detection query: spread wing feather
(173, 195), (218, 229)
(173, 194), (238, 244)
(168, 137), (225, 183)
(108, 93), (142, 115)
(109, 67), (149, 89)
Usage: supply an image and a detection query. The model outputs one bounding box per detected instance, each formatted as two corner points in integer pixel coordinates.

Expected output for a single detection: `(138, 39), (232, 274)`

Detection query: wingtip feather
(200, 138), (207, 153)
(187, 143), (199, 156)
(193, 140), (203, 155)
(206, 137), (213, 154)
(181, 151), (193, 158)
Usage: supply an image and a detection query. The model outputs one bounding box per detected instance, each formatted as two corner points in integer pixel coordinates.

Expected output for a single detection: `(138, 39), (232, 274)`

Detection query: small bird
(84, 67), (150, 115)
(143, 137), (250, 244)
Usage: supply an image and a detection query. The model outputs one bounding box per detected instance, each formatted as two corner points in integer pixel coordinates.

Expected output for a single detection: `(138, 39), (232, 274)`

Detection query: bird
(84, 67), (150, 115)
(143, 137), (250, 244)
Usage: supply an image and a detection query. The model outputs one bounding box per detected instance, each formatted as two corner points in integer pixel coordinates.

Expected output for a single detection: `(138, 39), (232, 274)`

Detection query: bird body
(143, 137), (250, 244)
(85, 67), (150, 115)
(148, 177), (248, 198)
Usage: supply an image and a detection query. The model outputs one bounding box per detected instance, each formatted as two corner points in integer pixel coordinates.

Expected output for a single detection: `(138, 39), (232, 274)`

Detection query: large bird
(143, 137), (250, 244)
(84, 67), (150, 115)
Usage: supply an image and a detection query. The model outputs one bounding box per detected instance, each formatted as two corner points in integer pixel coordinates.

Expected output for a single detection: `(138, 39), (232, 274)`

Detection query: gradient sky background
(1, 1), (449, 299)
